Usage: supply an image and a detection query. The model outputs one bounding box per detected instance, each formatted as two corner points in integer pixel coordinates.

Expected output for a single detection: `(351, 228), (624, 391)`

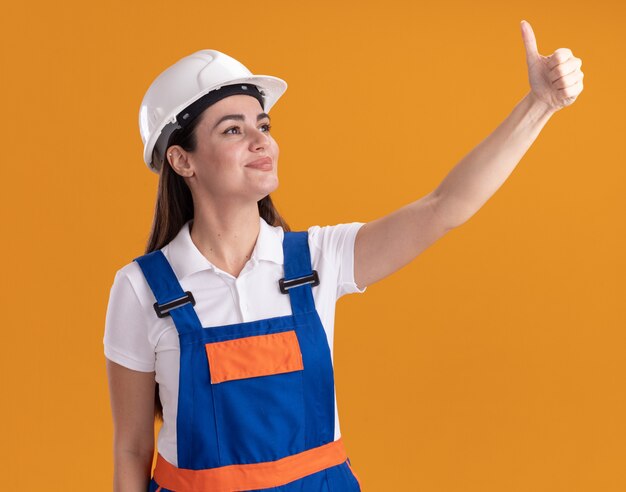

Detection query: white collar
(165, 216), (284, 280)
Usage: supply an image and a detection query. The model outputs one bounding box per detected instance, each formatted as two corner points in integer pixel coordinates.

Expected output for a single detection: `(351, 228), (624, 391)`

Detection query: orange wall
(1, 0), (624, 490)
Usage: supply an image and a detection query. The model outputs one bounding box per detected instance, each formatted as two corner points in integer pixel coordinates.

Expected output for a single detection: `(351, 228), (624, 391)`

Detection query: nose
(249, 126), (270, 151)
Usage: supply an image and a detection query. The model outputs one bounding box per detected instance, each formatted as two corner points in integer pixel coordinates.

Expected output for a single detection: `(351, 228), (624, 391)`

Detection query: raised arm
(354, 20), (584, 290)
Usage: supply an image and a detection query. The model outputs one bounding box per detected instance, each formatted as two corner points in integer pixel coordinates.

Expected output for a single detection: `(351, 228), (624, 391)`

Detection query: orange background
(1, 0), (624, 490)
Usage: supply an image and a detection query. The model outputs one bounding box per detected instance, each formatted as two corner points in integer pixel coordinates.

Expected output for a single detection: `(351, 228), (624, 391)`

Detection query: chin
(252, 179), (279, 201)
(264, 175), (279, 192)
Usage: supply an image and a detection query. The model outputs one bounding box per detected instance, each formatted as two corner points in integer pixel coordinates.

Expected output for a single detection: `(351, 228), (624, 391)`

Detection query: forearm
(432, 91), (555, 228)
(113, 447), (153, 492)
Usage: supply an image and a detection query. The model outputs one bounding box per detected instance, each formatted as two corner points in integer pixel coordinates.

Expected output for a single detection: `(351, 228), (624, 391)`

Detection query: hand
(520, 20), (584, 112)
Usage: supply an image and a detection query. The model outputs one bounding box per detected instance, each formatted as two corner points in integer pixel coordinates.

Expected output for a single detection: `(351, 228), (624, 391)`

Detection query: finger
(549, 57), (582, 83)
(553, 71), (584, 90)
(547, 48), (574, 70)
(557, 78), (583, 100)
(521, 20), (540, 62)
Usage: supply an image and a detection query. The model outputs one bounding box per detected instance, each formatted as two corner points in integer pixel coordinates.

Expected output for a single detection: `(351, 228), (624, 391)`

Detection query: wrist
(526, 91), (557, 119)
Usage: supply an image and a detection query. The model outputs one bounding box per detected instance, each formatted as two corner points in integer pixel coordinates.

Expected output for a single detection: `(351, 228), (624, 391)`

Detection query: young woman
(104, 21), (583, 492)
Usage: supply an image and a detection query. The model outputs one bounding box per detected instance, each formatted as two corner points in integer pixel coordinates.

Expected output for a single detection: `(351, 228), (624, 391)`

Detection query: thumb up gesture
(521, 20), (584, 112)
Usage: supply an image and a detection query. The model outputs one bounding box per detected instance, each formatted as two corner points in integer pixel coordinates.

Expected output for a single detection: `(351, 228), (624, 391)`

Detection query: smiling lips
(245, 156), (273, 171)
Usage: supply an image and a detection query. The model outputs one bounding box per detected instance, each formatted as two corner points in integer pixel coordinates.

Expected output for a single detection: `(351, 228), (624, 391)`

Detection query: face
(179, 94), (279, 204)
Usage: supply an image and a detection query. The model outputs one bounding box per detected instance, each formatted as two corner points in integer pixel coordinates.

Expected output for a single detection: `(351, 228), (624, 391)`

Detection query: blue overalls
(133, 230), (362, 491)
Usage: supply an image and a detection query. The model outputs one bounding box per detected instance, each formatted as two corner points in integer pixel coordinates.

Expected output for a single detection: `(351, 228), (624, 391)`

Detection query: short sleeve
(103, 269), (156, 372)
(308, 221), (367, 300)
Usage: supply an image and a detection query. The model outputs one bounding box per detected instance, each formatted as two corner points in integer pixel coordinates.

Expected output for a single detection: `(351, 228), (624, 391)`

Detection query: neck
(189, 202), (261, 278)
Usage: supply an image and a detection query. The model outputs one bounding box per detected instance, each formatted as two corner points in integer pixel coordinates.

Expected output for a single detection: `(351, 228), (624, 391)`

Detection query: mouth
(245, 156), (273, 171)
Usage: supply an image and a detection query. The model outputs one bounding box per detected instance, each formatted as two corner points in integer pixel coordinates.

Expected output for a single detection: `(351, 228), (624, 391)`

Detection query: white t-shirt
(103, 216), (367, 466)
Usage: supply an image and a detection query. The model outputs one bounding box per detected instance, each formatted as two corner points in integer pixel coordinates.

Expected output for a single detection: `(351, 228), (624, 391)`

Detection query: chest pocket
(205, 329), (307, 465)
(205, 330), (304, 383)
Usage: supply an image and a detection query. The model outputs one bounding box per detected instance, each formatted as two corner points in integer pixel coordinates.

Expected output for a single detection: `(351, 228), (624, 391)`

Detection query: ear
(166, 145), (194, 178)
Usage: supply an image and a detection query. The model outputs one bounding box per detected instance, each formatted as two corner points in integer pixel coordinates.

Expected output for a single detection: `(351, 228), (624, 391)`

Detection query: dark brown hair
(144, 107), (291, 421)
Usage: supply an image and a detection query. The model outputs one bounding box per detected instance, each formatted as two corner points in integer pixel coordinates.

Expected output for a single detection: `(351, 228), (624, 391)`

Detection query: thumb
(521, 20), (540, 64)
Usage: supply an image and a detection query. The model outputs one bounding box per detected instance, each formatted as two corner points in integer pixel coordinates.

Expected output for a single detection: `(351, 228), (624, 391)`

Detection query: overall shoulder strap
(133, 250), (203, 336)
(281, 231), (319, 315)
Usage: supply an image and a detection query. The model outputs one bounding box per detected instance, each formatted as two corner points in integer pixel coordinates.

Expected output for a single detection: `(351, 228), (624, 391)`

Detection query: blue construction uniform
(134, 230), (362, 492)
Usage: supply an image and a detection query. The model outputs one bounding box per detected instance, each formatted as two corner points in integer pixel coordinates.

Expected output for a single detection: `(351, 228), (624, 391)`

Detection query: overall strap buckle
(153, 291), (196, 318)
(278, 270), (320, 294)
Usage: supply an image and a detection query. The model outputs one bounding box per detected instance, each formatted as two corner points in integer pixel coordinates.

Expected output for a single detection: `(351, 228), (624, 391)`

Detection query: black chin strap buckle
(279, 270), (320, 294)
(153, 291), (196, 318)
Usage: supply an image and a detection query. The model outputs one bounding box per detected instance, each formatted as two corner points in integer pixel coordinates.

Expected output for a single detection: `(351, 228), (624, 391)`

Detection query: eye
(223, 123), (272, 135)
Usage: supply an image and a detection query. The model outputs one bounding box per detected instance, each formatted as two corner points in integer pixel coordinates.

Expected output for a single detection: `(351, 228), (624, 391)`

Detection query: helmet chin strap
(152, 121), (182, 172)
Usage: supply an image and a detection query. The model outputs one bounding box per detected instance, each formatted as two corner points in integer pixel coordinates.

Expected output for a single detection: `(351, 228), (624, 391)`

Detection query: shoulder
(305, 221), (367, 297)
(109, 244), (173, 315)
(104, 254), (168, 372)
(306, 222), (366, 259)
(112, 258), (154, 307)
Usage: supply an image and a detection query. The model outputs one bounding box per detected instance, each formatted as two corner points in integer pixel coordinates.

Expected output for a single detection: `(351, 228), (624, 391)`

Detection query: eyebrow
(213, 112), (271, 130)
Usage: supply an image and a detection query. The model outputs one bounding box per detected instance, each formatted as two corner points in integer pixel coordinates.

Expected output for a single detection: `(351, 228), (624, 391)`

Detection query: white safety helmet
(138, 49), (288, 174)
